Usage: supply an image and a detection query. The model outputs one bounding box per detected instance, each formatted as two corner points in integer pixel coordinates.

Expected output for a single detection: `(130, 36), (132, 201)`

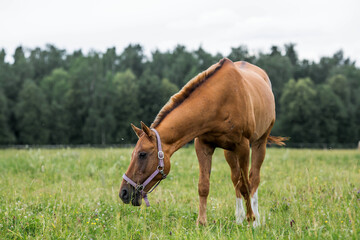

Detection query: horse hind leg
(249, 128), (272, 227)
(225, 139), (254, 224)
(251, 188), (260, 227)
(224, 150), (245, 224)
(235, 196), (246, 224)
(238, 140), (255, 223)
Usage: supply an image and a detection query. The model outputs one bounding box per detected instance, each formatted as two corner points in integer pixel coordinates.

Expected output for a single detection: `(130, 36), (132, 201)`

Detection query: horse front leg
(194, 137), (214, 226)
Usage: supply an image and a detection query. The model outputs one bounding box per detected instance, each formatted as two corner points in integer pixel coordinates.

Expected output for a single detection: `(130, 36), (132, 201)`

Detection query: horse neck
(156, 93), (218, 156)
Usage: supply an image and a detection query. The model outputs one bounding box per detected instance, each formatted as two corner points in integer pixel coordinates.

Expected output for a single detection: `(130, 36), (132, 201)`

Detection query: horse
(119, 58), (286, 227)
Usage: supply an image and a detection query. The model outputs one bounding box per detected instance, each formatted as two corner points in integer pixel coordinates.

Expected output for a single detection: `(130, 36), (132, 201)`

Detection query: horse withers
(119, 58), (286, 227)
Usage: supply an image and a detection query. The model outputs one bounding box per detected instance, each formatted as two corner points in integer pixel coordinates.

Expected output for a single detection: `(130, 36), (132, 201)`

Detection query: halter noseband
(122, 128), (167, 207)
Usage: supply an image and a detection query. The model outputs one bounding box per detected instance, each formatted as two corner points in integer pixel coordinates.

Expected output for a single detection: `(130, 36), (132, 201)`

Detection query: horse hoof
(236, 211), (246, 224)
(196, 217), (207, 226)
(252, 219), (260, 228)
(247, 214), (255, 222)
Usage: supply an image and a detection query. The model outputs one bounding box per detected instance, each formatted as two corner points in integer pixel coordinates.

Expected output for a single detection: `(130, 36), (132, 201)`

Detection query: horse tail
(267, 136), (289, 146)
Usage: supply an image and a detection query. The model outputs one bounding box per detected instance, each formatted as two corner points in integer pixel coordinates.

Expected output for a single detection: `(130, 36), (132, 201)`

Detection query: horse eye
(139, 152), (147, 159)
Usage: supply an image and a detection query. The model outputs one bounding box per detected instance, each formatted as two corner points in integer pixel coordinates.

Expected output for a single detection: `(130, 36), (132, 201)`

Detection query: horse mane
(151, 58), (228, 128)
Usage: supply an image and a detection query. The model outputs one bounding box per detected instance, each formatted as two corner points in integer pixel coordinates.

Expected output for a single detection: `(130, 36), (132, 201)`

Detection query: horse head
(119, 122), (169, 206)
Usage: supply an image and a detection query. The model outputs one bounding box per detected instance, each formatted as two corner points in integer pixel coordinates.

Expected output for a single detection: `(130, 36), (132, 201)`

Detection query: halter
(122, 128), (167, 207)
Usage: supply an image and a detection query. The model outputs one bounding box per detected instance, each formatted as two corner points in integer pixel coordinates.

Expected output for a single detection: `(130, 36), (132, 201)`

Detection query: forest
(0, 44), (359, 147)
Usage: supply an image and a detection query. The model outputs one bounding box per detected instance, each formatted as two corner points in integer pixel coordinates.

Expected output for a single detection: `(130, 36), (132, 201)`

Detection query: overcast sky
(1, 0), (359, 63)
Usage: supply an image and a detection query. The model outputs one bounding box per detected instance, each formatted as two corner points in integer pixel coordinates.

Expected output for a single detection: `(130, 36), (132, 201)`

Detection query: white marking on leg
(235, 198), (246, 224)
(251, 189), (260, 227)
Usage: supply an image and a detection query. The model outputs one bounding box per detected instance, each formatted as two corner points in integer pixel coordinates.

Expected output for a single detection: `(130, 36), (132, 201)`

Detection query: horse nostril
(120, 188), (129, 201)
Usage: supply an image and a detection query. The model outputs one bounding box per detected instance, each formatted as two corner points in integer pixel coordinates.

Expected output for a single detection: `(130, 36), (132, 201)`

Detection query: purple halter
(122, 128), (167, 207)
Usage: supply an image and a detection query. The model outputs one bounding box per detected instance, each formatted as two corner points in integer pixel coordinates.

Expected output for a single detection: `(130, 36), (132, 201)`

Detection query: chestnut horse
(119, 58), (286, 227)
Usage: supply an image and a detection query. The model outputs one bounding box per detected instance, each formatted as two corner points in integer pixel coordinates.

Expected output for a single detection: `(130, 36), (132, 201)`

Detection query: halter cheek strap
(122, 128), (166, 207)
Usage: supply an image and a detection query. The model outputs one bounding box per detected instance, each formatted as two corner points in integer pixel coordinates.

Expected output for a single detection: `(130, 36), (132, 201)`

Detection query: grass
(0, 147), (359, 239)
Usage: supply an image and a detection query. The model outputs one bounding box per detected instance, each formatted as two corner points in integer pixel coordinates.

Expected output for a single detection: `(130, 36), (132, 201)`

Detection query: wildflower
(290, 219), (295, 227)
(341, 221), (343, 223)
(325, 221), (328, 223)
(96, 218), (99, 221)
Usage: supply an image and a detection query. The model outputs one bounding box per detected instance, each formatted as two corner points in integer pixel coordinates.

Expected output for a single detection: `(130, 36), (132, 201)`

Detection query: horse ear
(131, 123), (143, 138)
(140, 121), (151, 137)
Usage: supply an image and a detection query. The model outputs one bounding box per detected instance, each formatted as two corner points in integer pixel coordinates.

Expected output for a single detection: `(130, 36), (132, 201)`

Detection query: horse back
(234, 61), (272, 89)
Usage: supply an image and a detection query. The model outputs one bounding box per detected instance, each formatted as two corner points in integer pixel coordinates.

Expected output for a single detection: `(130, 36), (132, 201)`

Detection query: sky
(1, 0), (359, 63)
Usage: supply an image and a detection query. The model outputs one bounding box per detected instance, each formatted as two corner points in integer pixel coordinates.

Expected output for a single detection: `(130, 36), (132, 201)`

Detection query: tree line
(0, 44), (359, 146)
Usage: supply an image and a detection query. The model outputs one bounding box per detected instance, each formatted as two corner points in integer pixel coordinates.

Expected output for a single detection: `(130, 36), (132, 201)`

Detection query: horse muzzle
(119, 185), (142, 206)
(119, 185), (131, 204)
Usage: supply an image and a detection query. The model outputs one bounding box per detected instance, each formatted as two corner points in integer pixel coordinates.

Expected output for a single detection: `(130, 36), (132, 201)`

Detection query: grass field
(0, 147), (359, 239)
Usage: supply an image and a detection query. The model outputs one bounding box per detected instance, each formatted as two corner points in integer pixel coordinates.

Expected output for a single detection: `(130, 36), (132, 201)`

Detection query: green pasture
(0, 147), (359, 239)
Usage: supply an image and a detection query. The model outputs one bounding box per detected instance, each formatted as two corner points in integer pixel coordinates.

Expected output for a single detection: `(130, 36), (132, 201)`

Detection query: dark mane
(151, 58), (228, 128)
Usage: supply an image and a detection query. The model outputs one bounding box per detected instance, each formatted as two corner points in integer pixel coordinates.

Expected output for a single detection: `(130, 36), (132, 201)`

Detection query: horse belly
(200, 128), (242, 151)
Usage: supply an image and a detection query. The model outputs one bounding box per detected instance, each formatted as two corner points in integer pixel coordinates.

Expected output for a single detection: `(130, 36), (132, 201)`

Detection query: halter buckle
(136, 185), (144, 191)
(157, 166), (167, 179)
(158, 151), (164, 160)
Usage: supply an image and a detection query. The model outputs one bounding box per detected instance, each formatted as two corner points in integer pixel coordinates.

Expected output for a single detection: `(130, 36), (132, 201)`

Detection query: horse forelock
(151, 58), (229, 128)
